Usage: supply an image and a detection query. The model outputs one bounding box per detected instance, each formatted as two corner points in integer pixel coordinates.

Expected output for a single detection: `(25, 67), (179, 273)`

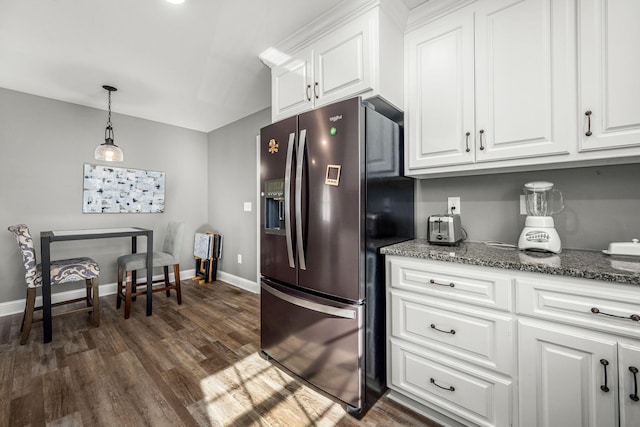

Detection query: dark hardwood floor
(0, 280), (440, 427)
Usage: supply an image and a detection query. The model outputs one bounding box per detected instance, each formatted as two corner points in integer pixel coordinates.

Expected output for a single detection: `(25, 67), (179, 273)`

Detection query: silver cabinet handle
(585, 111), (592, 136)
(284, 132), (296, 268)
(465, 132), (471, 152)
(306, 85), (311, 101)
(314, 82), (319, 99)
(295, 129), (307, 270)
(479, 129), (485, 150)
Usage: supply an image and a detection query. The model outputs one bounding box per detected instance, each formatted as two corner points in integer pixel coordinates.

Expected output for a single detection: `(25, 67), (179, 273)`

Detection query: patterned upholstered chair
(116, 221), (184, 319)
(8, 224), (100, 345)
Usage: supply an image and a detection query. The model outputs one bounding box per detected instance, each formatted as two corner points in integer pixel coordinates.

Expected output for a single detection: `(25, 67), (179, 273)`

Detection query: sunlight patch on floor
(197, 351), (348, 426)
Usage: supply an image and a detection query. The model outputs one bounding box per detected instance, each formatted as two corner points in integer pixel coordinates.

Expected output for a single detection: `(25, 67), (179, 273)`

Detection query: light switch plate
(520, 195), (527, 215)
(243, 202), (252, 212)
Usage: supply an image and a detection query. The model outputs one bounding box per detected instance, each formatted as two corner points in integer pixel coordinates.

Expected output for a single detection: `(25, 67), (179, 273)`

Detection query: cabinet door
(474, 0), (574, 162)
(405, 7), (475, 169)
(518, 319), (617, 427)
(313, 12), (372, 108)
(619, 342), (640, 427)
(580, 0), (640, 151)
(272, 50), (313, 121)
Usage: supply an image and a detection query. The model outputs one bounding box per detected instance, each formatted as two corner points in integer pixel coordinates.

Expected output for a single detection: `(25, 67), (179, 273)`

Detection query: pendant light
(94, 85), (124, 162)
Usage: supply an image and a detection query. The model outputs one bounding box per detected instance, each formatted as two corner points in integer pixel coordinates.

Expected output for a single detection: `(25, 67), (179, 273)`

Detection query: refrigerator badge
(268, 139), (279, 154)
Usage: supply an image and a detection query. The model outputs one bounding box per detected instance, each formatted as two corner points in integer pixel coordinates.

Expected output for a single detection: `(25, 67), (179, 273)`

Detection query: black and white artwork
(82, 164), (165, 213)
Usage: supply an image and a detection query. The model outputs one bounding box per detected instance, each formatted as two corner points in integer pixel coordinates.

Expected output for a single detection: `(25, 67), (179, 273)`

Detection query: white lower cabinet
(390, 340), (512, 427)
(618, 342), (640, 427)
(518, 318), (618, 427)
(386, 255), (640, 427)
(516, 274), (640, 427)
(386, 257), (515, 426)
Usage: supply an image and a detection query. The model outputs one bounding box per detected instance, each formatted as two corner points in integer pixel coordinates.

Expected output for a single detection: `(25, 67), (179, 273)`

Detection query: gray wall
(207, 107), (271, 282)
(0, 88), (208, 303)
(415, 163), (640, 250)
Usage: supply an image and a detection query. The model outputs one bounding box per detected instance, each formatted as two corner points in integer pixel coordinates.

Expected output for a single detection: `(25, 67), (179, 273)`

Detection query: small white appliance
(518, 181), (564, 253)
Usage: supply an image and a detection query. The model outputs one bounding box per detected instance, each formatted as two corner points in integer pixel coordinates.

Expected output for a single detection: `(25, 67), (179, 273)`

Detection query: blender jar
(523, 181), (564, 216)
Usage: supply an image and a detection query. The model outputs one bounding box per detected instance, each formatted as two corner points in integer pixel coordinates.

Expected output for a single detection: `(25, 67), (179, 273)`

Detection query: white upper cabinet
(474, 0), (574, 162)
(579, 0), (640, 152)
(272, 51), (313, 120)
(263, 1), (406, 123)
(312, 12), (372, 108)
(405, 0), (577, 176)
(405, 8), (475, 169)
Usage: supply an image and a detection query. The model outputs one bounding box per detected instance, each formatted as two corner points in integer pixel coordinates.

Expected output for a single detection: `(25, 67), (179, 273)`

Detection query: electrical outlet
(447, 197), (461, 215)
(237, 254), (242, 264)
(520, 195), (527, 215)
(243, 202), (252, 212)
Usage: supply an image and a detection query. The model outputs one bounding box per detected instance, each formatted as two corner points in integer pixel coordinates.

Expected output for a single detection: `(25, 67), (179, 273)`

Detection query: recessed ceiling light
(166, 0), (185, 4)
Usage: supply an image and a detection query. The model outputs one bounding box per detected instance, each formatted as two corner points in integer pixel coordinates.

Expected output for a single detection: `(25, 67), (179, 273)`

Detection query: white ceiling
(0, 0), (428, 133)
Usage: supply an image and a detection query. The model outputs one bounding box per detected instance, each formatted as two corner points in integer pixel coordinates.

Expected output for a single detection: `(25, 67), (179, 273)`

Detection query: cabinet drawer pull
(465, 132), (471, 152)
(479, 129), (485, 150)
(430, 378), (455, 392)
(306, 85), (311, 101)
(600, 359), (610, 392)
(314, 82), (319, 99)
(429, 279), (455, 288)
(585, 110), (592, 136)
(630, 366), (639, 402)
(590, 307), (640, 321)
(430, 323), (456, 335)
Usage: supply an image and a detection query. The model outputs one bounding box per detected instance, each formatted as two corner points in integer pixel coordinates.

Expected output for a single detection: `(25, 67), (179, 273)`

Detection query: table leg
(40, 234), (52, 343)
(146, 231), (153, 316)
(131, 237), (137, 301)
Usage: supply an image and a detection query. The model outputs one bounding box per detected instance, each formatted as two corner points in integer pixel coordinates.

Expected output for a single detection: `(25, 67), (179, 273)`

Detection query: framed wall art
(82, 164), (165, 213)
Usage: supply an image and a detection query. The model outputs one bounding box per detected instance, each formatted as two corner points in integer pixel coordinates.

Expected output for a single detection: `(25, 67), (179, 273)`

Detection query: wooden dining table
(40, 227), (153, 343)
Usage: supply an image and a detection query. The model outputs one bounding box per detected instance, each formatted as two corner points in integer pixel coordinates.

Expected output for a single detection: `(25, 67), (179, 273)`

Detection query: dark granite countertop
(380, 239), (640, 286)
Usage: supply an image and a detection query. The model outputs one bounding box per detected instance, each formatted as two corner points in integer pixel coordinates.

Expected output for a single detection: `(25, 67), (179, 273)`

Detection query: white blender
(518, 181), (564, 253)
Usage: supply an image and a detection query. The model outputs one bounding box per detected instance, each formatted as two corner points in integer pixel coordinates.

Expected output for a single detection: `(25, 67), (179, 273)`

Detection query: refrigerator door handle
(295, 128), (307, 270)
(262, 282), (356, 319)
(284, 132), (296, 268)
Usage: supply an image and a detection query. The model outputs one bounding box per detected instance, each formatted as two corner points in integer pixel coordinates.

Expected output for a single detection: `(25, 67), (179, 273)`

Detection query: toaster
(427, 214), (463, 245)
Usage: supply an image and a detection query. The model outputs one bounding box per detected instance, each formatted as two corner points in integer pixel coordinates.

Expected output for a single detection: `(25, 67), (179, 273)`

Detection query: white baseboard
(0, 268), (259, 318)
(217, 270), (259, 294)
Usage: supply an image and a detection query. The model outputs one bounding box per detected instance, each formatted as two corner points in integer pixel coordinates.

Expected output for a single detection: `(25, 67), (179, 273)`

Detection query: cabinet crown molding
(406, 0), (476, 32)
(259, 0), (408, 69)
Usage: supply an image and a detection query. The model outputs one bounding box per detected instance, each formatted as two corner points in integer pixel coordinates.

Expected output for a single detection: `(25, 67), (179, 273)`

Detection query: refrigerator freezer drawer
(260, 279), (364, 409)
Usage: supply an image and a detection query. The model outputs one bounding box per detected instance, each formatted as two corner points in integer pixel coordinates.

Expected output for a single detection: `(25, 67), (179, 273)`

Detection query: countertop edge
(380, 241), (640, 286)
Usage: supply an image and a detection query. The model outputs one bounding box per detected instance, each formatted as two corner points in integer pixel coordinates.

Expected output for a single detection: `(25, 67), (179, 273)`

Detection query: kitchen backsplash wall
(415, 163), (640, 251)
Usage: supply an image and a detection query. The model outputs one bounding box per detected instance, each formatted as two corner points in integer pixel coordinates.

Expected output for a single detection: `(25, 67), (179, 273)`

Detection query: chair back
(7, 224), (38, 288)
(163, 221), (185, 261)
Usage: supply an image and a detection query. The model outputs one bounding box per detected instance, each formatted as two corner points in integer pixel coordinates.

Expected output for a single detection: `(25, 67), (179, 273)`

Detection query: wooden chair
(116, 221), (184, 319)
(8, 224), (100, 345)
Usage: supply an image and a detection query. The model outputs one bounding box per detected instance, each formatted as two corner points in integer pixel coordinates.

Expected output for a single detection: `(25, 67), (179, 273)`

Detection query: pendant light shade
(95, 85), (124, 162)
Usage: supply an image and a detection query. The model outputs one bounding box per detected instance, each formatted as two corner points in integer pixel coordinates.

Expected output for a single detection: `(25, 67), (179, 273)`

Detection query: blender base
(518, 216), (562, 253)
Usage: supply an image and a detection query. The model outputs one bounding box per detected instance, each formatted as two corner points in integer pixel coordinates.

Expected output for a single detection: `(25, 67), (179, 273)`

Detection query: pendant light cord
(105, 88), (114, 142)
(107, 90), (112, 127)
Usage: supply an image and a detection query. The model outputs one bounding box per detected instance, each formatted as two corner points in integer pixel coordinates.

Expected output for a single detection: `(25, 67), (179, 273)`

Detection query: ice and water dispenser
(264, 178), (286, 235)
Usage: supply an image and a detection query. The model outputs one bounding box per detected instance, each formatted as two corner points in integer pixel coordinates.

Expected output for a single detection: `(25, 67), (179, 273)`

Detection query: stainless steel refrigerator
(259, 97), (414, 417)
